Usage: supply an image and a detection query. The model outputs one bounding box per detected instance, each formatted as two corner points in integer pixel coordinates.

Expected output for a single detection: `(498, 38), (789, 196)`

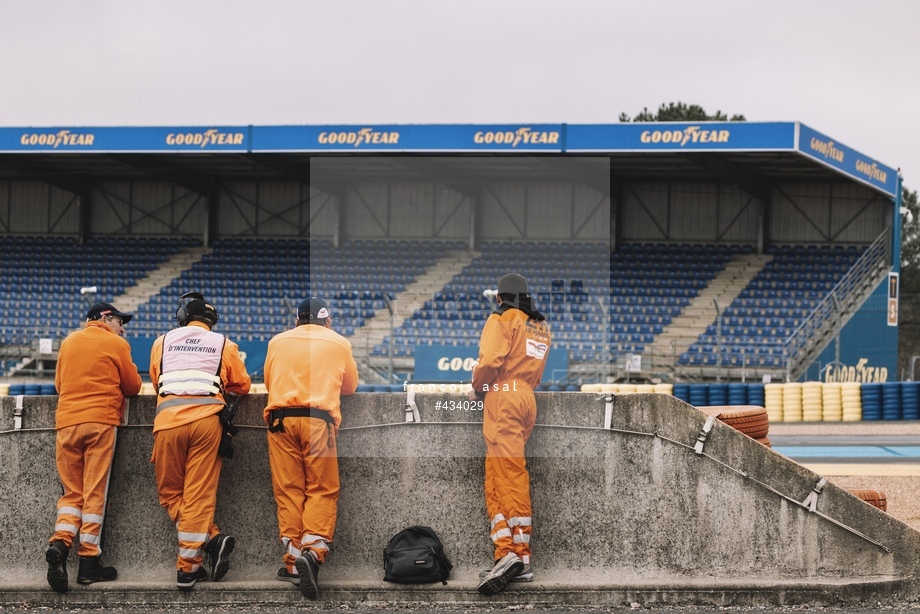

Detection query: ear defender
(176, 292), (205, 326)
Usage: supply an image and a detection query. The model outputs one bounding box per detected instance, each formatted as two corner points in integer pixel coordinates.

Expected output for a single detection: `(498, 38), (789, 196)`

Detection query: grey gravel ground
(6, 605), (920, 614)
(770, 420), (920, 531)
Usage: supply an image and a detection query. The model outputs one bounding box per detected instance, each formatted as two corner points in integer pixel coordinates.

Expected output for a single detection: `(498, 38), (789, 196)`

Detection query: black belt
(268, 407), (333, 433)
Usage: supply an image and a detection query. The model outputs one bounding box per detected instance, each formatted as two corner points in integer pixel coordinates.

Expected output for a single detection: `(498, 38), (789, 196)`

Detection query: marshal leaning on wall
(149, 292), (251, 591)
(45, 303), (142, 593)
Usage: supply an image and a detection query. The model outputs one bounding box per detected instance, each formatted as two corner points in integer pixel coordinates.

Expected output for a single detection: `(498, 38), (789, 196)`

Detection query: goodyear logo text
(640, 126), (729, 146)
(473, 128), (559, 147)
(20, 130), (95, 148)
(809, 137), (844, 163)
(855, 159), (888, 184)
(823, 358), (888, 383)
(318, 128), (400, 146)
(166, 130), (244, 147)
(438, 357), (478, 372)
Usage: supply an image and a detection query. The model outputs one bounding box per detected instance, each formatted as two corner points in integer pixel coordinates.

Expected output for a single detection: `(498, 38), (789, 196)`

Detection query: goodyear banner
(413, 343), (569, 384)
(253, 124), (564, 151)
(797, 124), (897, 197)
(0, 127), (249, 152)
(566, 122), (796, 152)
(0, 123), (898, 195)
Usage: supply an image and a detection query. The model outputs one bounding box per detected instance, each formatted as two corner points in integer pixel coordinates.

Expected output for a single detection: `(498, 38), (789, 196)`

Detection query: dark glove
(217, 419), (239, 458)
(222, 421), (239, 437)
(218, 429), (235, 459)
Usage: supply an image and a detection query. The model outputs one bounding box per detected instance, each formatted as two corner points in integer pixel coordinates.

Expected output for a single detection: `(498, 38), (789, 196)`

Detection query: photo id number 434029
(435, 400), (482, 411)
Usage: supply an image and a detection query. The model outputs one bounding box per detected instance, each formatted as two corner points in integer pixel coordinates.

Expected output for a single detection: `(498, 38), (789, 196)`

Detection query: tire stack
(672, 383), (690, 403)
(822, 383), (843, 421)
(700, 405), (771, 448)
(728, 383), (748, 406)
(881, 382), (902, 421)
(903, 382), (920, 420)
(841, 383), (863, 421)
(748, 383), (765, 407)
(578, 382), (917, 423)
(801, 382), (823, 422)
(689, 384), (709, 407)
(782, 382), (803, 422)
(846, 489), (888, 512)
(764, 383), (784, 423)
(709, 383), (729, 406)
(860, 383), (883, 421)
(654, 383), (674, 396)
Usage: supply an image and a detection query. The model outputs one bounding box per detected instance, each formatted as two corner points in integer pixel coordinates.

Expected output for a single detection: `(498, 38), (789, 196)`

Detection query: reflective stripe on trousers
(483, 386), (536, 561)
(50, 423), (117, 557)
(268, 415), (339, 567)
(153, 415), (223, 572)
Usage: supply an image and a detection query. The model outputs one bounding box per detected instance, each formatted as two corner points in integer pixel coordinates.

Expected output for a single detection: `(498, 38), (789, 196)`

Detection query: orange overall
(263, 324), (358, 570)
(50, 320), (142, 557)
(472, 305), (551, 564)
(150, 321), (251, 573)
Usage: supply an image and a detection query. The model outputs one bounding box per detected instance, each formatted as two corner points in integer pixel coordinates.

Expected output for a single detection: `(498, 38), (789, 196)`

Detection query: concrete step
(2, 356), (33, 378)
(0, 576), (909, 607)
(648, 253), (772, 360)
(115, 246), (213, 314)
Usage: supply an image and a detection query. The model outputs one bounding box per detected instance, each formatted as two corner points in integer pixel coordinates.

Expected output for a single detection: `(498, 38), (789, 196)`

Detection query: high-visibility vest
(158, 327), (226, 397)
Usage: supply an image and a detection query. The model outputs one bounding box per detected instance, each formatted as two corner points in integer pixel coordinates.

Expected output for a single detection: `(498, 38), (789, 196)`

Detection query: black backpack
(383, 525), (453, 584)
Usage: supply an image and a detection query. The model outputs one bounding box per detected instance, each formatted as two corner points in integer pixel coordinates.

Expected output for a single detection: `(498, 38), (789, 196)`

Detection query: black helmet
(176, 291), (219, 327)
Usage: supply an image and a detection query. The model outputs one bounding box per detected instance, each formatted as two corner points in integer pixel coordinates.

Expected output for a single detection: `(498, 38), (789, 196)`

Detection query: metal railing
(783, 228), (892, 381)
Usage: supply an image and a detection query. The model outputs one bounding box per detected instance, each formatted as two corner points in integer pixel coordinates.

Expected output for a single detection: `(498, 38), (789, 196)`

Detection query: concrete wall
(2, 392), (919, 596)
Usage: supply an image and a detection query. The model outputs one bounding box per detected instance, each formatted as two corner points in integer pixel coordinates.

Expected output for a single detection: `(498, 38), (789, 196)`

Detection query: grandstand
(129, 238), (467, 339)
(679, 244), (870, 370)
(387, 241), (608, 357)
(0, 122), (902, 385)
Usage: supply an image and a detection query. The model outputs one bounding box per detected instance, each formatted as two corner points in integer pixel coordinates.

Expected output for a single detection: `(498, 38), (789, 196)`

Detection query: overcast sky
(2, 1), (918, 190)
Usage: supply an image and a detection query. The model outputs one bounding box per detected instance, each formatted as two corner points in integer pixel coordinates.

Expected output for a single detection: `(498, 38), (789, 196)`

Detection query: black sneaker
(477, 552), (524, 596)
(205, 534), (235, 582)
(277, 566), (300, 585)
(479, 562), (533, 582)
(294, 551), (320, 600)
(77, 556), (117, 585)
(176, 567), (208, 591)
(45, 541), (69, 593)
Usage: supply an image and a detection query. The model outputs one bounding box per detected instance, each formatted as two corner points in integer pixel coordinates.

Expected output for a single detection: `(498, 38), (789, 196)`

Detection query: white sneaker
(477, 552), (524, 595)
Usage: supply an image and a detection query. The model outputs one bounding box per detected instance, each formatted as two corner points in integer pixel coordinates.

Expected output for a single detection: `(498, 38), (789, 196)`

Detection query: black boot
(204, 533), (235, 582)
(45, 541), (69, 593)
(77, 556), (117, 585)
(294, 550), (320, 600)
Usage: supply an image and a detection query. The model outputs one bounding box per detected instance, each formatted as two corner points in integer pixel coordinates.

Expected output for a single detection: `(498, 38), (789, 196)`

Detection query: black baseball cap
(86, 302), (133, 324)
(298, 297), (331, 321)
